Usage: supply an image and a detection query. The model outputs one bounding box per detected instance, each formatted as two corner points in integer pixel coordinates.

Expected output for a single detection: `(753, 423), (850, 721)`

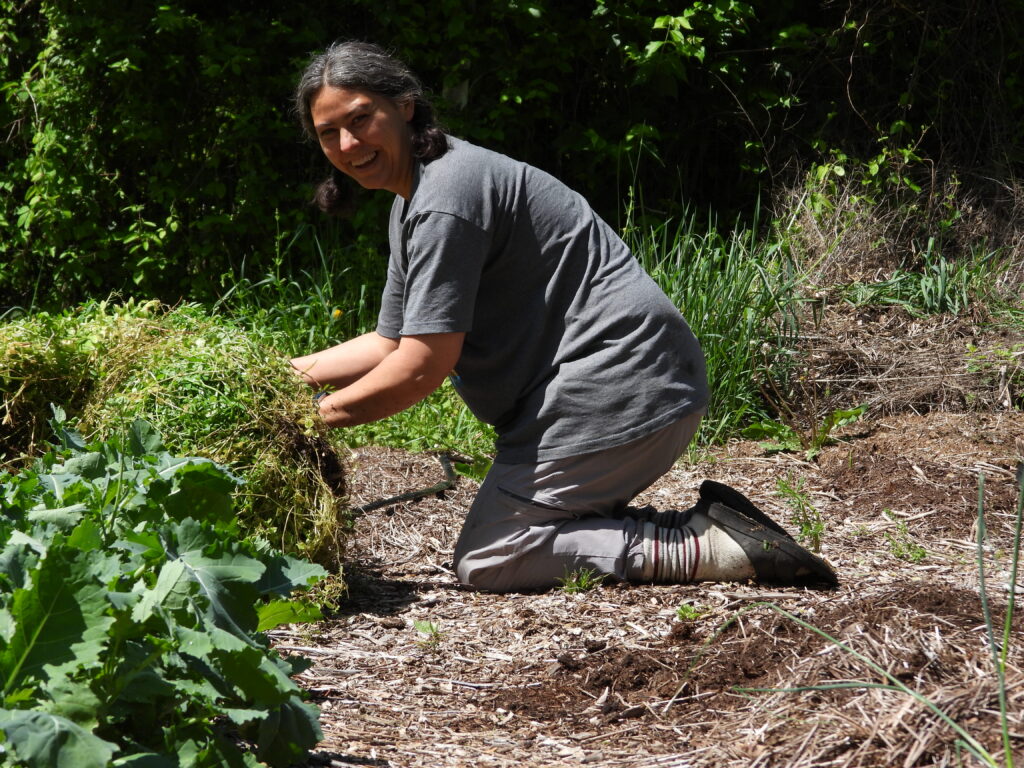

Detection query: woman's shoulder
(409, 137), (525, 219)
(427, 136), (523, 178)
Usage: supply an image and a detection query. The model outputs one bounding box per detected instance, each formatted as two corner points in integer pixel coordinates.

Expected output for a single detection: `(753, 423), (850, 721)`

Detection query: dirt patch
(279, 411), (1024, 768)
(277, 417), (348, 497)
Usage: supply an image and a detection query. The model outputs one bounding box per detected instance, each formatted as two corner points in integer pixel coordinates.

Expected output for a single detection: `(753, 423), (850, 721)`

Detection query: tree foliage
(1, 0), (1022, 307)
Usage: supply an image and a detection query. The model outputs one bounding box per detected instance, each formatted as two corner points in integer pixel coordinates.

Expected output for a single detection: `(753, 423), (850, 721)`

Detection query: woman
(290, 41), (836, 592)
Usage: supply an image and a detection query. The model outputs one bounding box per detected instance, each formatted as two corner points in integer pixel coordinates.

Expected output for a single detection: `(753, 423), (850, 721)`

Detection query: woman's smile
(311, 86), (415, 198)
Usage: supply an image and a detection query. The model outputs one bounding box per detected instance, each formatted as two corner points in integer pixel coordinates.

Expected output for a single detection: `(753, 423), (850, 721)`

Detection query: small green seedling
(675, 603), (706, 621)
(884, 520), (927, 563)
(557, 567), (606, 594)
(413, 619), (444, 649)
(775, 472), (825, 552)
(741, 420), (802, 454)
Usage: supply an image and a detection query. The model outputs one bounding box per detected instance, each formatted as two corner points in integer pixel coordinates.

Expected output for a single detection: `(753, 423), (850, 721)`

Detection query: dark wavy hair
(294, 41), (448, 216)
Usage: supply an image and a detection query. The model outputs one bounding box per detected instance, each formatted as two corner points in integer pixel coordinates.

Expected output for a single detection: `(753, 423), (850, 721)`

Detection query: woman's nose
(338, 129), (359, 153)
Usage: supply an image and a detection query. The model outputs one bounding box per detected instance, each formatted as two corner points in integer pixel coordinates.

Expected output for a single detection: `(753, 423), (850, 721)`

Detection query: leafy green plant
(742, 405), (865, 459)
(883, 514), (928, 563)
(774, 472), (824, 552)
(805, 405), (866, 459)
(841, 242), (1000, 317)
(0, 410), (326, 767)
(675, 603), (706, 621)
(741, 420), (802, 454)
(556, 568), (607, 594)
(413, 620), (444, 651)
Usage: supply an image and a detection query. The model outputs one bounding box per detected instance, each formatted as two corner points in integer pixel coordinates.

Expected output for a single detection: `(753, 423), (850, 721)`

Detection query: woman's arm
(290, 331), (400, 390)
(317, 331), (465, 429)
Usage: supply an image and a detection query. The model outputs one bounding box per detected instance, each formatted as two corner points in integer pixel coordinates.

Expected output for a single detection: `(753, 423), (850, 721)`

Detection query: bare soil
(274, 407), (1024, 768)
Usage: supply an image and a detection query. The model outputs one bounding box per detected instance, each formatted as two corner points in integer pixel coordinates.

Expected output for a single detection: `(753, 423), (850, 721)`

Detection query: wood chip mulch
(273, 410), (1024, 768)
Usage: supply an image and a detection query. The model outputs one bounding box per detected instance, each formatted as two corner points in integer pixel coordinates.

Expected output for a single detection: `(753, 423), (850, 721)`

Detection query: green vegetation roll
(0, 299), (349, 566)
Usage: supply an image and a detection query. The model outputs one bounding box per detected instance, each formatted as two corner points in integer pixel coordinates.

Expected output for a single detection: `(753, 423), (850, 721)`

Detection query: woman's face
(310, 86), (415, 199)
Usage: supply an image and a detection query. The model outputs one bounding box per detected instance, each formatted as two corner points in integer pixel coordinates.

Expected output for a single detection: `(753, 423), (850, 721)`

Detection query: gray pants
(452, 411), (703, 592)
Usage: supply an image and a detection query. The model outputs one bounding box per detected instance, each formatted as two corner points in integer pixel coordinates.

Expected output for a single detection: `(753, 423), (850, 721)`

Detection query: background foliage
(2, 0), (1023, 308)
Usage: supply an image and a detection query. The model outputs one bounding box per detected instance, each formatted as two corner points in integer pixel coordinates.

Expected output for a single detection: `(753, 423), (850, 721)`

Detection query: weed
(967, 342), (1024, 409)
(840, 239), (1002, 317)
(884, 519), (928, 563)
(557, 567), (606, 594)
(742, 404), (865, 460)
(675, 603), (706, 621)
(775, 472), (824, 552)
(741, 420), (802, 454)
(413, 619), (444, 650)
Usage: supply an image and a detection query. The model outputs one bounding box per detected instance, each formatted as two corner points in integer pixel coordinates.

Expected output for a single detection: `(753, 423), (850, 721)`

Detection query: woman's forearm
(317, 332), (464, 428)
(290, 331), (399, 390)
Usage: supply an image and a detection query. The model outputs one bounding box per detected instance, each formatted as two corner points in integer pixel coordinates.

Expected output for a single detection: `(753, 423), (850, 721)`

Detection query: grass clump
(557, 567), (606, 594)
(1, 308), (97, 460)
(1, 299), (350, 566)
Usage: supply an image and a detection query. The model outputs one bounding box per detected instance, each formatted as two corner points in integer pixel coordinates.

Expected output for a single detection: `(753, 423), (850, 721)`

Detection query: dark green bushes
(2, 0), (1023, 308)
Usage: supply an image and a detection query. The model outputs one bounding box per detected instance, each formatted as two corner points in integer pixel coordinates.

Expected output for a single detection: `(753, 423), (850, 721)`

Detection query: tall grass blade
(975, 473), (1014, 767)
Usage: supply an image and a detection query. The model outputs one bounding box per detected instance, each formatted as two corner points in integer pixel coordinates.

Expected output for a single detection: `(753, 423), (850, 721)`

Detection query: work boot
(634, 481), (838, 589)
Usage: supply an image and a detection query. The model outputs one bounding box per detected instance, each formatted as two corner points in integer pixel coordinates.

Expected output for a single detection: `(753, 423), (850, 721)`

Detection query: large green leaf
(162, 519), (264, 642)
(0, 708), (115, 768)
(127, 420), (164, 457)
(255, 552), (327, 597)
(0, 532), (44, 593)
(256, 599), (322, 632)
(0, 547), (114, 699)
(252, 697), (323, 767)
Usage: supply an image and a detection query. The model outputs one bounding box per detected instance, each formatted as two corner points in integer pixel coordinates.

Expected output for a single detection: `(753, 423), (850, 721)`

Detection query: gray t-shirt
(377, 137), (708, 463)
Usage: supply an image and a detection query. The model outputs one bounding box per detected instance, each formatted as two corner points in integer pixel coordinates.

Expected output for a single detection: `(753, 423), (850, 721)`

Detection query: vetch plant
(413, 619), (444, 651)
(883, 515), (928, 563)
(675, 603), (706, 621)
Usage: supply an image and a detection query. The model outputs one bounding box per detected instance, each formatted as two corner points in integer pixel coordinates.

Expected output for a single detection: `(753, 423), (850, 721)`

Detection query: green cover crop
(0, 408), (326, 767)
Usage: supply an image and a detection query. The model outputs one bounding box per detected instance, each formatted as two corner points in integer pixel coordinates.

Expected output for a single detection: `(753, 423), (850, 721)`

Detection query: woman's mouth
(351, 151), (378, 169)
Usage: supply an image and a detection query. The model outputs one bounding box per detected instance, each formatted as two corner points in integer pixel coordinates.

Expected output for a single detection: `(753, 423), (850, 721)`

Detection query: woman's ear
(401, 98), (415, 122)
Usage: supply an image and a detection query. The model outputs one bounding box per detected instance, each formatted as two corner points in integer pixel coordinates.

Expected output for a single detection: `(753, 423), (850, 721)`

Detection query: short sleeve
(375, 255), (405, 340)
(397, 211), (491, 335)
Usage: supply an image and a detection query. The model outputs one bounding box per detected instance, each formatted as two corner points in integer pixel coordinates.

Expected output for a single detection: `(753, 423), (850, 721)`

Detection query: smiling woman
(287, 41), (837, 595)
(293, 41), (448, 215)
(311, 87), (415, 198)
